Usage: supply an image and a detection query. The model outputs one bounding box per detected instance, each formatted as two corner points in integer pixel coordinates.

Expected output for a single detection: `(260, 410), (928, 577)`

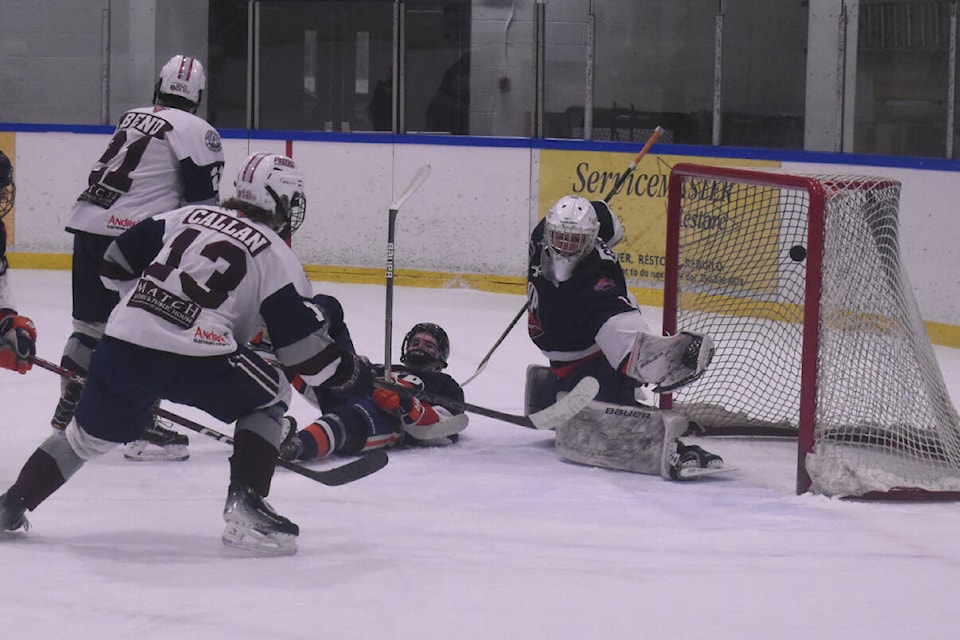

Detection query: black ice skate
(222, 484), (299, 556)
(668, 442), (736, 480)
(278, 416), (303, 461)
(0, 491), (30, 533)
(124, 418), (190, 462)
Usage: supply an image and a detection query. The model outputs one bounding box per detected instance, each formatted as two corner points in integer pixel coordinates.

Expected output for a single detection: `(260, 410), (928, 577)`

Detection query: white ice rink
(2, 268), (960, 640)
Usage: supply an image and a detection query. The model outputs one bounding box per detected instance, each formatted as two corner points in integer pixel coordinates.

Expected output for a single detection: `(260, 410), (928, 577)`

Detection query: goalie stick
(374, 375), (600, 430)
(28, 355), (388, 487)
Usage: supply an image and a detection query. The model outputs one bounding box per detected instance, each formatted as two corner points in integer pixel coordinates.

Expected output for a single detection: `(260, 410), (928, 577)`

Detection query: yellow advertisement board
(537, 150), (778, 285)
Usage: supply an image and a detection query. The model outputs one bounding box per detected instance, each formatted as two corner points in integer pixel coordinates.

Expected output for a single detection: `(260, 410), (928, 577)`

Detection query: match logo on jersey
(128, 279), (201, 329)
(204, 129), (222, 152)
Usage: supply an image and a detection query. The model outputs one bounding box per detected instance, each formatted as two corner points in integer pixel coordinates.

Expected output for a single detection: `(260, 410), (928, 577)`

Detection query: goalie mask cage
(660, 163), (960, 499)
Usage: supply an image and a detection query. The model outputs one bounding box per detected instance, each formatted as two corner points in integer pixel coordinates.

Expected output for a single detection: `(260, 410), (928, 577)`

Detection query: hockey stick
(603, 125), (664, 202)
(460, 301), (528, 386)
(374, 375), (599, 430)
(385, 164), (432, 380)
(462, 129), (664, 387)
(28, 355), (388, 487)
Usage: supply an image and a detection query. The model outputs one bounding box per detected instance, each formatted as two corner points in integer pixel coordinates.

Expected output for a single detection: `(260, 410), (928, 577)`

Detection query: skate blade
(123, 442), (190, 462)
(676, 464), (737, 480)
(221, 523), (297, 556)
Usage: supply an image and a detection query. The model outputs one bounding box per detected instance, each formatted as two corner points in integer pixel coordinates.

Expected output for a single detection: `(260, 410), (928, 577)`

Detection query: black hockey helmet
(0, 150), (14, 220)
(400, 323), (450, 371)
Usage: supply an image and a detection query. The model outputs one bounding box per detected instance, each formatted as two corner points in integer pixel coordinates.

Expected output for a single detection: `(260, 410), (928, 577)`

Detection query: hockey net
(660, 163), (960, 498)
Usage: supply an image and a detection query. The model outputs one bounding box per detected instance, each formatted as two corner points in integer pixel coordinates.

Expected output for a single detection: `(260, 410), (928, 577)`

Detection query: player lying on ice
(525, 194), (731, 480)
(270, 304), (467, 462)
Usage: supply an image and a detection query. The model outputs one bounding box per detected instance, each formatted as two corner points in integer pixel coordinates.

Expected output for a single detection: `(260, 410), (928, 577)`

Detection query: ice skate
(668, 442), (735, 480)
(124, 418), (190, 462)
(278, 416), (304, 462)
(278, 435), (304, 462)
(0, 491), (30, 533)
(222, 484), (298, 556)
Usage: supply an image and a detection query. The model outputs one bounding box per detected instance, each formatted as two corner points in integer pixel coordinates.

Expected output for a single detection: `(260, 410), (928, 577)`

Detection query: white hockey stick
(403, 412), (470, 440)
(374, 375), (599, 431)
(385, 164), (432, 379)
(390, 164), (432, 211)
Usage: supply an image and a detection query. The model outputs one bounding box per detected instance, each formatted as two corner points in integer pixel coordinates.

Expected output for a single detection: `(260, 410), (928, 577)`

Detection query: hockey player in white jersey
(0, 149), (38, 376)
(0, 152), (376, 554)
(52, 54), (225, 462)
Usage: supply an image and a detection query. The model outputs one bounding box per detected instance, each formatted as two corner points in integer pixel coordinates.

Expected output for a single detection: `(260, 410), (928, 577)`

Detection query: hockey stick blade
(527, 376), (600, 430)
(403, 412), (470, 440)
(29, 355), (388, 487)
(373, 375), (599, 430)
(390, 164), (431, 212)
(461, 301), (528, 387)
(156, 408), (389, 487)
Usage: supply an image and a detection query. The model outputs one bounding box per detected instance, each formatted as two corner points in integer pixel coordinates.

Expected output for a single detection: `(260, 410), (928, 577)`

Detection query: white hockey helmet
(233, 152), (307, 236)
(544, 195), (600, 262)
(154, 55), (206, 111)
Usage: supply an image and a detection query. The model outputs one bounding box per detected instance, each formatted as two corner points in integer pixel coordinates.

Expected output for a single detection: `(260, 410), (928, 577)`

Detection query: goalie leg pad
(555, 400), (689, 478)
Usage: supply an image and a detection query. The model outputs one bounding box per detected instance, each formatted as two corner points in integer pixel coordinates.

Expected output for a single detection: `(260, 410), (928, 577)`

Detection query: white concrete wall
(6, 132), (960, 331)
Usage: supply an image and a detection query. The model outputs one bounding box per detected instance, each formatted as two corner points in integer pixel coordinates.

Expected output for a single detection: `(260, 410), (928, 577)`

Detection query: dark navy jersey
(371, 364), (465, 414)
(311, 363), (465, 417)
(527, 200), (636, 362)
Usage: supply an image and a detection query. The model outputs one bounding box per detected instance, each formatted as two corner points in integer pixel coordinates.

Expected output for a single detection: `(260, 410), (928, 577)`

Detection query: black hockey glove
(325, 351), (374, 397)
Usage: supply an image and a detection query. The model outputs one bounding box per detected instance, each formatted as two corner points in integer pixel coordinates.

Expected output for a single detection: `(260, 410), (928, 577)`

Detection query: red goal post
(660, 162), (960, 499)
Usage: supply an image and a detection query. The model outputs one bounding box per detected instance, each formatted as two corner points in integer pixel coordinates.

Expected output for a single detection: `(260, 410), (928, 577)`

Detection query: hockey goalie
(525, 194), (733, 480)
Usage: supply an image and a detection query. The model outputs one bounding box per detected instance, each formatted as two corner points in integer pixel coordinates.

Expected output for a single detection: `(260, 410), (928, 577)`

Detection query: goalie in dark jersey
(280, 317), (467, 462)
(526, 195), (727, 480)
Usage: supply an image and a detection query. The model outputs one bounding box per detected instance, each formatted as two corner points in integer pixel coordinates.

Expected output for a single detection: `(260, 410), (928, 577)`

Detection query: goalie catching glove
(0, 309), (36, 374)
(621, 331), (714, 393)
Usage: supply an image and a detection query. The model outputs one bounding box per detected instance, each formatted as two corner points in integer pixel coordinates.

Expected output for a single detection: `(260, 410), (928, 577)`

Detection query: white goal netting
(664, 165), (960, 498)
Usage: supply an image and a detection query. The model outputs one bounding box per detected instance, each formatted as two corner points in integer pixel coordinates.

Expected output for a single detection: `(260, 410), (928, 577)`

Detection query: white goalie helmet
(543, 195), (600, 281)
(233, 152), (307, 236)
(154, 55), (205, 109)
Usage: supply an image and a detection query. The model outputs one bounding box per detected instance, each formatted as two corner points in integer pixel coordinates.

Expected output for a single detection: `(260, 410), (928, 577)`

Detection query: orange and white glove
(372, 382), (438, 427)
(0, 309), (36, 374)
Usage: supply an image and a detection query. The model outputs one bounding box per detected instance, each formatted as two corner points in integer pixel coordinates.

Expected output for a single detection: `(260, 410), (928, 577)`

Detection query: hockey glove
(0, 309), (36, 374)
(372, 383), (426, 427)
(325, 351), (374, 396)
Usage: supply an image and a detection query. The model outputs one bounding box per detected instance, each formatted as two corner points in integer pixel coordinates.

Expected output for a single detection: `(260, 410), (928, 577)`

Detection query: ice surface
(3, 269), (960, 639)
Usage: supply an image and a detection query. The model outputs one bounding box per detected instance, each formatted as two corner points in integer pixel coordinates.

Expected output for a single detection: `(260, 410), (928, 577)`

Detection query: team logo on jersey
(106, 214), (136, 231)
(193, 325), (229, 346)
(204, 129), (222, 152)
(593, 277), (616, 292)
(128, 279), (201, 329)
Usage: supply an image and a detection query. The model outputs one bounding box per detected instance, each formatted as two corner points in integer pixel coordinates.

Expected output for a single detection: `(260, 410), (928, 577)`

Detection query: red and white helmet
(154, 55), (206, 109)
(233, 152), (307, 236)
